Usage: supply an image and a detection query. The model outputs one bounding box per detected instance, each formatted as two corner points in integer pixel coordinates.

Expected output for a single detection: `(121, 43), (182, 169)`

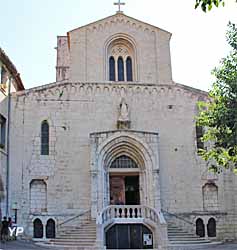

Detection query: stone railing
(162, 210), (195, 235)
(57, 209), (90, 230)
(95, 205), (167, 249)
(97, 205), (166, 225)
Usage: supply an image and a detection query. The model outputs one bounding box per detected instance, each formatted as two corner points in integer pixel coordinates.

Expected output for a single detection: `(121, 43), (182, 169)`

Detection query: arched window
(207, 218), (216, 237)
(110, 155), (138, 169)
(107, 38), (136, 82)
(46, 219), (56, 238)
(196, 218), (205, 238)
(126, 57), (133, 81)
(33, 218), (43, 238)
(118, 57), (124, 81)
(41, 121), (49, 155)
(109, 56), (115, 81)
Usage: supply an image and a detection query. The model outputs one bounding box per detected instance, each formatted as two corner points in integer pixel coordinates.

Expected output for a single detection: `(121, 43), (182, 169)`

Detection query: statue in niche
(117, 99), (131, 129)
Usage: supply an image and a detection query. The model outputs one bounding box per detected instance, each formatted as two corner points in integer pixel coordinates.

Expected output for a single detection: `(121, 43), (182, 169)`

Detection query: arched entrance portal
(109, 155), (140, 205)
(90, 131), (161, 218)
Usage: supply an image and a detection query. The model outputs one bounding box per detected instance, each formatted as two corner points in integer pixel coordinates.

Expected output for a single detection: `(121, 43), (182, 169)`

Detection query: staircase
(163, 211), (220, 246)
(39, 219), (96, 250)
(168, 223), (212, 246)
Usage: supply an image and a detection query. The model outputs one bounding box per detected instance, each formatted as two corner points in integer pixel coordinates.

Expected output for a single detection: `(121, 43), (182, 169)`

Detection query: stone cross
(114, 0), (125, 12)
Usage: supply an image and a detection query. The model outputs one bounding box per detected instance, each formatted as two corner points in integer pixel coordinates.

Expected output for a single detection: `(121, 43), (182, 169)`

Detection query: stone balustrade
(97, 205), (166, 225)
(95, 205), (167, 249)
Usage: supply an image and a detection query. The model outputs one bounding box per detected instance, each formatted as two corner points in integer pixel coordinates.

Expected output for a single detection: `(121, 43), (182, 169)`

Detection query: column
(153, 169), (161, 211)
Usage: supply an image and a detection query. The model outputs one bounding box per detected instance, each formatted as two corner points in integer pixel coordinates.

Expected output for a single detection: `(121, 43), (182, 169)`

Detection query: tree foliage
(195, 0), (224, 11)
(197, 22), (237, 173)
(195, 0), (237, 12)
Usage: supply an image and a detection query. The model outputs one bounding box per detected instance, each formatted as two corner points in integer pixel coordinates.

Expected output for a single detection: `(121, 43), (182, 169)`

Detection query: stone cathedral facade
(1, 11), (237, 250)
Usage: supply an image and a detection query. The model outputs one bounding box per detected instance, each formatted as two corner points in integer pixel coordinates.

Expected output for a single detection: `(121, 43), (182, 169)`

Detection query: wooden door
(110, 176), (125, 205)
(106, 224), (153, 249)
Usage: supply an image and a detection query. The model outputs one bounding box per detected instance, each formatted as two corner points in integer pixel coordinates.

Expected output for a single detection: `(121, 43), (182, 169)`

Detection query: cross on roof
(114, 0), (126, 12)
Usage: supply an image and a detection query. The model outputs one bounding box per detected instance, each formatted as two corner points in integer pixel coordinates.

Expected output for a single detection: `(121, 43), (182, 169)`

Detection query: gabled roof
(68, 12), (172, 36)
(0, 47), (25, 91)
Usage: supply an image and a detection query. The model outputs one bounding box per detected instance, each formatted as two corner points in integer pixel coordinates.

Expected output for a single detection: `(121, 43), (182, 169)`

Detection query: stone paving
(0, 241), (237, 250)
(169, 242), (237, 250)
(0, 240), (49, 250)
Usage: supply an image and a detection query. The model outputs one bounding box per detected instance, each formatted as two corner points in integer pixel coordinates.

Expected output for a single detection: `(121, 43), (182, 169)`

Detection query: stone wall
(68, 13), (172, 84)
(5, 81), (237, 240)
(56, 36), (70, 82)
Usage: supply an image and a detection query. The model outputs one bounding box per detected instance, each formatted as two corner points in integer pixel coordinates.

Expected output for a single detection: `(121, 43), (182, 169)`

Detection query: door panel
(118, 225), (129, 249)
(130, 224), (142, 248)
(106, 224), (153, 249)
(110, 176), (125, 205)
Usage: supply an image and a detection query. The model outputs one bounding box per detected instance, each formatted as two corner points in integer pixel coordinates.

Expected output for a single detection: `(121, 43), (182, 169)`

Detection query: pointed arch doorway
(109, 155), (140, 205)
(90, 131), (161, 218)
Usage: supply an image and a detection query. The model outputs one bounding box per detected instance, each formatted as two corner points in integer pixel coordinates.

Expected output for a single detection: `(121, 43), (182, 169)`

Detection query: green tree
(197, 22), (237, 173)
(195, 0), (236, 11)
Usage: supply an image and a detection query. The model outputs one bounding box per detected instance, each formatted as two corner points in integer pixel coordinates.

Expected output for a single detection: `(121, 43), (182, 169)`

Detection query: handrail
(58, 209), (90, 227)
(162, 210), (194, 226)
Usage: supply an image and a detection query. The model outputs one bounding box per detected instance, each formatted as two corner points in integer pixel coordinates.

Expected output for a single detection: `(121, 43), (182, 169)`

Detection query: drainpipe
(6, 76), (12, 217)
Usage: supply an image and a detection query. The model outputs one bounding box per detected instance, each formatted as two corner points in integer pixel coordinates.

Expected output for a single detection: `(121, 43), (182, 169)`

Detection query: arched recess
(207, 218), (216, 237)
(203, 183), (218, 211)
(196, 218), (205, 238)
(30, 180), (47, 213)
(46, 219), (56, 238)
(33, 218), (43, 238)
(105, 34), (138, 82)
(90, 132), (160, 217)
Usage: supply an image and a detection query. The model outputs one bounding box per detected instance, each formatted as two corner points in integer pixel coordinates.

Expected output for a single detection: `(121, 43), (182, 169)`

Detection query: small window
(118, 57), (124, 81)
(1, 66), (7, 85)
(0, 115), (6, 149)
(109, 56), (115, 81)
(41, 121), (49, 155)
(196, 125), (204, 150)
(126, 57), (133, 81)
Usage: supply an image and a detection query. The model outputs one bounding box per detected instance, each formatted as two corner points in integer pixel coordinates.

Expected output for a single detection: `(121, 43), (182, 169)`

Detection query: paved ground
(169, 242), (237, 250)
(0, 241), (237, 250)
(0, 240), (50, 250)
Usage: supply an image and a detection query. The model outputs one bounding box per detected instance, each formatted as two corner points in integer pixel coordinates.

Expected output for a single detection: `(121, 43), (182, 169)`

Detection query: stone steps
(41, 220), (96, 249)
(167, 223), (212, 245)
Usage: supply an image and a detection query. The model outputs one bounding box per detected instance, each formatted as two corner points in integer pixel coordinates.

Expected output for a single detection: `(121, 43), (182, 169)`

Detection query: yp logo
(8, 227), (24, 237)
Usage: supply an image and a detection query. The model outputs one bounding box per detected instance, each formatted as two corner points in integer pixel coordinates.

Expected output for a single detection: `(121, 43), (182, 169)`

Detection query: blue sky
(0, 0), (237, 90)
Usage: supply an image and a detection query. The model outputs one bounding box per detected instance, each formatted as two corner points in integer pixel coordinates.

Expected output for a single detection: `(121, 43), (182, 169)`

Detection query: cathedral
(0, 5), (237, 250)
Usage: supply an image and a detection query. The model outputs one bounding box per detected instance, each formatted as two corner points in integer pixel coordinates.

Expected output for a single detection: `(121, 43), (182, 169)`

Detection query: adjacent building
(0, 47), (24, 219)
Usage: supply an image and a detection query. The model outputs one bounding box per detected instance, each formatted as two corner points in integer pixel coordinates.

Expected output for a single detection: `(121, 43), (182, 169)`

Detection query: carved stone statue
(118, 99), (129, 121)
(117, 99), (131, 129)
